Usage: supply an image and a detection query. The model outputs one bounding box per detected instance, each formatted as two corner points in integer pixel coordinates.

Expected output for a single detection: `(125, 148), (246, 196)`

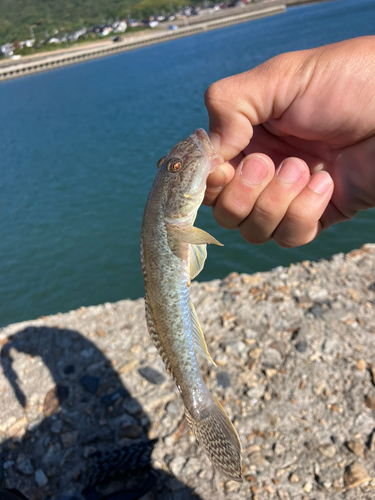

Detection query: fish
(140, 128), (242, 481)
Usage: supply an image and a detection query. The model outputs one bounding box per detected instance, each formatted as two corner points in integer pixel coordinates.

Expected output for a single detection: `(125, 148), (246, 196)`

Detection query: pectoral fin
(168, 225), (223, 246)
(189, 301), (216, 365)
(190, 244), (207, 280)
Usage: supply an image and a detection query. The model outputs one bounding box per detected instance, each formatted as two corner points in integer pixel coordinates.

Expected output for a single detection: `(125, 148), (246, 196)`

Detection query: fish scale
(140, 129), (242, 481)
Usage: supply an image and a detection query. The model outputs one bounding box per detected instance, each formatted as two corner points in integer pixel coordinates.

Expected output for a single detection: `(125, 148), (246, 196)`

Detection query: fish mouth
(192, 129), (224, 173)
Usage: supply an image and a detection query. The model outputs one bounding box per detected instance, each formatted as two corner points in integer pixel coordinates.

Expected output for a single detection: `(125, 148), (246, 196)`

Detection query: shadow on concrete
(0, 326), (202, 500)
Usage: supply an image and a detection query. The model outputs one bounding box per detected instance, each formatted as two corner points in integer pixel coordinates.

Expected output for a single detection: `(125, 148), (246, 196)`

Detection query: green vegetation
(0, 0), (200, 46)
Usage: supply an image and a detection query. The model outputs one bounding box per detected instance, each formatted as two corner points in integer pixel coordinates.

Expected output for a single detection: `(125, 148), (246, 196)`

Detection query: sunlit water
(1, 0), (374, 327)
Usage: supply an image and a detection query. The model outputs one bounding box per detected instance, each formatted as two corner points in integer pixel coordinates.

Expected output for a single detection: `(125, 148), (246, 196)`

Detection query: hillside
(0, 0), (200, 45)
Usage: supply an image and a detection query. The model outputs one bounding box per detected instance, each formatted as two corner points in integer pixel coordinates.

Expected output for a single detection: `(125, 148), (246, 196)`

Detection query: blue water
(1, 0), (374, 327)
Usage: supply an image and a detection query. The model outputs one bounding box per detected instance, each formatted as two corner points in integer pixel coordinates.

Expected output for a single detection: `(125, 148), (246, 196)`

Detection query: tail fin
(184, 396), (242, 482)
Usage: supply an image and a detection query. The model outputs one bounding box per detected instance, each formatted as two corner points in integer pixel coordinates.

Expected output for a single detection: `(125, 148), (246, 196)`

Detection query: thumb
(204, 51), (309, 161)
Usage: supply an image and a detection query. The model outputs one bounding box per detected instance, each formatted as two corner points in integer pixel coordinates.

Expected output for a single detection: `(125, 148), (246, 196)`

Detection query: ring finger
(239, 157), (311, 244)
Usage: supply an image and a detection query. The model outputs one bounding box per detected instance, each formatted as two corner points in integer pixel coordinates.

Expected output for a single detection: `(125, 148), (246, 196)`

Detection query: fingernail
(308, 171), (332, 193)
(240, 156), (269, 185)
(207, 166), (226, 190)
(208, 131), (221, 153)
(276, 158), (303, 183)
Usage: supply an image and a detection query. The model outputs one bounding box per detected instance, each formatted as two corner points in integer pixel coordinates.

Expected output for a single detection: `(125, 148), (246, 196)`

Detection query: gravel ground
(0, 244), (374, 500)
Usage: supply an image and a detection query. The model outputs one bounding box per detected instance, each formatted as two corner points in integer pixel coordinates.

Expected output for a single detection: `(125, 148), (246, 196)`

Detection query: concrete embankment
(0, 244), (374, 499)
(0, 4), (285, 82)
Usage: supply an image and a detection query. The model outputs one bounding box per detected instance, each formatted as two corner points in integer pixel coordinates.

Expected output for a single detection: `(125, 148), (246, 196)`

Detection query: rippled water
(1, 0), (374, 326)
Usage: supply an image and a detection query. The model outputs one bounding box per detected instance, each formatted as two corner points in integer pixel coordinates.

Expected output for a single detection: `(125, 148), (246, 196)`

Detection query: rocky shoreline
(0, 244), (374, 500)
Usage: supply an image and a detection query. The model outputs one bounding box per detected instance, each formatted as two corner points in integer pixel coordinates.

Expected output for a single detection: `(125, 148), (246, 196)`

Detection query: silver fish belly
(140, 129), (242, 481)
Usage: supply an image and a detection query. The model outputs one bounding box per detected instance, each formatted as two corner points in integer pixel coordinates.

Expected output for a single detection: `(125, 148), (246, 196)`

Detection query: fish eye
(167, 159), (182, 173)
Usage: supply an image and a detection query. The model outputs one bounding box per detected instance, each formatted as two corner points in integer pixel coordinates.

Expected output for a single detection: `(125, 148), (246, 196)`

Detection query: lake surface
(1, 0), (374, 327)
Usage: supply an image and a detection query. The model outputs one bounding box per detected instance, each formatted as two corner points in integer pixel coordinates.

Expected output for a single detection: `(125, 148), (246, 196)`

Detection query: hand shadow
(0, 326), (203, 500)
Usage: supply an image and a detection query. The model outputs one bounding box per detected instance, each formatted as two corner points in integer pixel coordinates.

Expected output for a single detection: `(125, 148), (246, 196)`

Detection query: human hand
(204, 36), (375, 247)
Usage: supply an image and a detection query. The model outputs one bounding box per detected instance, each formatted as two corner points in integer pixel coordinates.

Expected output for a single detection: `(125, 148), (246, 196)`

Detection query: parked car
(168, 24), (179, 30)
(111, 36), (123, 42)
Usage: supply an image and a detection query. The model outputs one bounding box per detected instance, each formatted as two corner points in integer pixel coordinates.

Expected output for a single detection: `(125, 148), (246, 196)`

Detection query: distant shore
(0, 1), (309, 81)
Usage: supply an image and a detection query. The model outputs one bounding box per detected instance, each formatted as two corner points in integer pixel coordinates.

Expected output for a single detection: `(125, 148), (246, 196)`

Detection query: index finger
(203, 161), (235, 207)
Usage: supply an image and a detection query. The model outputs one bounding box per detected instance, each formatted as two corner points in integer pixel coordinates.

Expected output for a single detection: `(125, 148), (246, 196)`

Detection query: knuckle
(221, 191), (249, 221)
(204, 81), (223, 109)
(252, 201), (279, 226)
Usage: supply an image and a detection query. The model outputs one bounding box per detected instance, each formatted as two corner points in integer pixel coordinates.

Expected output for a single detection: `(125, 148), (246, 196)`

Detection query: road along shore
(0, 4), (285, 82)
(0, 244), (374, 498)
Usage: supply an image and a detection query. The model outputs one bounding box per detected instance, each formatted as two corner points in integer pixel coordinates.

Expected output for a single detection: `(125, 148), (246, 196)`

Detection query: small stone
(122, 398), (142, 415)
(100, 388), (130, 407)
(245, 474), (257, 482)
(307, 287), (328, 302)
(246, 385), (265, 400)
(80, 375), (100, 393)
(63, 364), (75, 375)
(319, 444), (336, 458)
(35, 468), (48, 486)
(370, 367), (375, 386)
(295, 340), (308, 353)
(248, 348), (262, 360)
(263, 484), (275, 494)
(249, 451), (265, 465)
(346, 440), (365, 457)
(303, 482), (312, 493)
(169, 455), (186, 476)
(332, 479), (344, 492)
(61, 431), (79, 448)
(165, 400), (180, 416)
(369, 431), (375, 452)
(308, 304), (324, 318)
(357, 359), (366, 372)
(277, 490), (290, 500)
(273, 442), (284, 456)
(264, 392), (272, 402)
(343, 461), (371, 489)
(227, 480), (241, 493)
(265, 369), (277, 378)
(138, 366), (165, 385)
(289, 473), (299, 483)
(120, 424), (142, 439)
(43, 385), (69, 417)
(18, 458), (34, 475)
(217, 371), (231, 388)
(268, 414), (280, 427)
(226, 340), (247, 359)
(246, 445), (260, 458)
(51, 419), (63, 433)
(365, 393), (375, 410)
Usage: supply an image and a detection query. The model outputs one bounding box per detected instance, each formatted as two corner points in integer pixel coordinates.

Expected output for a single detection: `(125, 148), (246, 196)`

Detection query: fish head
(158, 129), (223, 222)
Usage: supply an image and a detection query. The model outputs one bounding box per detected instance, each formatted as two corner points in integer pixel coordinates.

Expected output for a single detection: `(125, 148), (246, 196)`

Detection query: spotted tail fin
(184, 396), (242, 482)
